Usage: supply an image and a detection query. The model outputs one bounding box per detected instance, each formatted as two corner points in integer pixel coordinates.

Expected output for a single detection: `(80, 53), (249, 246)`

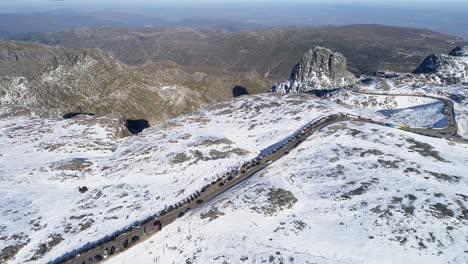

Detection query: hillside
(1, 36), (468, 264)
(110, 120), (468, 264)
(0, 41), (271, 125)
(1, 78), (468, 262)
(14, 24), (467, 78)
(414, 46), (468, 85)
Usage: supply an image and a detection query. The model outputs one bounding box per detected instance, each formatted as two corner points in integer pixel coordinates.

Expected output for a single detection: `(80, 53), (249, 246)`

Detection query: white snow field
(356, 79), (468, 138)
(108, 121), (468, 264)
(1, 91), (467, 263)
(327, 88), (448, 128)
(0, 94), (380, 263)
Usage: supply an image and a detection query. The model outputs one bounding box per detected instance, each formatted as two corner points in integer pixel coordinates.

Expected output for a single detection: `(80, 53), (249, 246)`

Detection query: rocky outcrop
(272, 47), (357, 93)
(448, 46), (468, 57)
(414, 47), (468, 84)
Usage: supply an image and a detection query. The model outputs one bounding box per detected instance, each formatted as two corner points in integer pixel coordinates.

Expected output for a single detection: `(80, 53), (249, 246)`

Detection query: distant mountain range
(1, 2), (468, 38)
(11, 25), (467, 78)
(0, 10), (265, 35)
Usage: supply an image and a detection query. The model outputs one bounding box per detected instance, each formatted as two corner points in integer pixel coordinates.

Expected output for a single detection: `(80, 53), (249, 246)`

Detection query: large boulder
(272, 46), (357, 93)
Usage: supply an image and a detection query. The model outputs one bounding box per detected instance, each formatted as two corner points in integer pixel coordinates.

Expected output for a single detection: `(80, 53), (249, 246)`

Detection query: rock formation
(272, 46), (357, 93)
(448, 46), (468, 57)
(414, 46), (468, 84)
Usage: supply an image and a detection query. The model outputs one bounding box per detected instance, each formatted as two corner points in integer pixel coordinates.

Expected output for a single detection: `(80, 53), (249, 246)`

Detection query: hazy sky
(2, 0), (466, 13)
(0, 0), (466, 38)
(2, 0), (467, 9)
(2, 0), (466, 5)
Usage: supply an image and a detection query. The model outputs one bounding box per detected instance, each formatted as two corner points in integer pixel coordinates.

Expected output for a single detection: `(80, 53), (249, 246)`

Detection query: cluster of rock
(272, 45), (468, 94)
(413, 46), (468, 84)
(271, 46), (358, 93)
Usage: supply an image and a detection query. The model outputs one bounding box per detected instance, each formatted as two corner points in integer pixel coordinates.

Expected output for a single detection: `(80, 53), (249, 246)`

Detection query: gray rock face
(448, 46), (468, 57)
(272, 47), (357, 93)
(414, 47), (468, 84)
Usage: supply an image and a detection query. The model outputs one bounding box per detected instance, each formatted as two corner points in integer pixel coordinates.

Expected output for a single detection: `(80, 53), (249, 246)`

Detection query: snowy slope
(325, 89), (446, 128)
(0, 106), (127, 262)
(0, 94), (388, 263)
(108, 121), (468, 264)
(377, 101), (447, 129)
(1, 91), (466, 263)
(357, 78), (468, 139)
(414, 54), (468, 84)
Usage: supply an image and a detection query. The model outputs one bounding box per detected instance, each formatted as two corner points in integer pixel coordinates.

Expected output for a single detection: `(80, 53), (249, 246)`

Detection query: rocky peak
(272, 46), (357, 93)
(413, 46), (468, 84)
(448, 46), (468, 57)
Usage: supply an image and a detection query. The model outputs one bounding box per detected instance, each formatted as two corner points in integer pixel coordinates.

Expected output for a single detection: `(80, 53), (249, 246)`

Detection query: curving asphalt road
(52, 89), (467, 264)
(344, 86), (464, 143)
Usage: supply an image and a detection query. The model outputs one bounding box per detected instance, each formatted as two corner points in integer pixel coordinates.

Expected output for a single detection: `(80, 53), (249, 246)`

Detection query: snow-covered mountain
(272, 47), (357, 93)
(449, 46), (468, 57)
(110, 118), (468, 264)
(1, 79), (468, 263)
(108, 83), (468, 264)
(414, 46), (468, 85)
(2, 42), (468, 264)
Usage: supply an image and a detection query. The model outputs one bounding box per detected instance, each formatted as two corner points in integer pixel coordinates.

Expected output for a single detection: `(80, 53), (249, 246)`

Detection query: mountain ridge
(12, 24), (467, 77)
(414, 46), (468, 84)
(0, 40), (271, 126)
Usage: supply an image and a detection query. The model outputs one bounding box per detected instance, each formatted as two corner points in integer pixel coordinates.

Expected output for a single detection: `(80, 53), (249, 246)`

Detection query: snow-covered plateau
(1, 86), (467, 264)
(109, 121), (468, 264)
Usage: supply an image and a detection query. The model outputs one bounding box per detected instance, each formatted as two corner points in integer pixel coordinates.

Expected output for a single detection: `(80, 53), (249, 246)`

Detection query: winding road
(342, 86), (462, 143)
(52, 88), (467, 264)
(344, 86), (462, 142)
